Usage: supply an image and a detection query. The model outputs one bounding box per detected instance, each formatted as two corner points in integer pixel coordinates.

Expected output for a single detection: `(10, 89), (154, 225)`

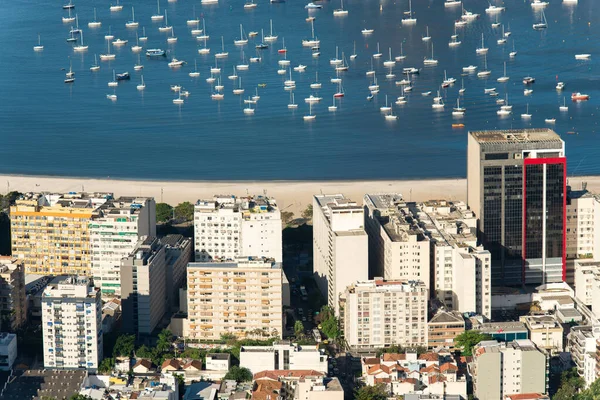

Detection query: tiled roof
(428, 374), (447, 384)
(254, 370), (324, 380)
(382, 353), (407, 362)
(504, 394), (549, 400)
(133, 359), (153, 370)
(253, 379), (282, 400)
(161, 359), (182, 370)
(440, 362), (458, 373)
(363, 357), (380, 364)
(183, 360), (203, 370)
(420, 365), (440, 374)
(418, 353), (439, 362)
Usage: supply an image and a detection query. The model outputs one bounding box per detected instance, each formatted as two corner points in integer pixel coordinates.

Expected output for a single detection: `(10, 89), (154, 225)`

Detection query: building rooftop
(0, 332), (16, 346)
(347, 279), (427, 294)
(520, 314), (562, 331)
(253, 370), (325, 380)
(96, 196), (153, 217)
(42, 275), (96, 299)
(0, 369), (88, 400)
(14, 192), (113, 211)
(476, 321), (528, 334)
(188, 257), (280, 270)
(195, 195), (279, 213)
(469, 129), (563, 145)
(364, 194), (429, 243)
(429, 310), (465, 325)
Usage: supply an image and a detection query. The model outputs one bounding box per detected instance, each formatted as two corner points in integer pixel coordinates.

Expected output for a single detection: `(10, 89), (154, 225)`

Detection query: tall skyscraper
(467, 129), (566, 286)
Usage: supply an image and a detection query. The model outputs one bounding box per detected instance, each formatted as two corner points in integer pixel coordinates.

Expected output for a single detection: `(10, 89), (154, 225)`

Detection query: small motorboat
(116, 72), (130, 80)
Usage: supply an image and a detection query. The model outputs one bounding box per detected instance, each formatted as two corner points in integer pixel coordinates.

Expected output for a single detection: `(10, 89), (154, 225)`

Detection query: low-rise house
(240, 341), (327, 375)
(503, 394), (550, 400)
(206, 353), (231, 371)
(133, 359), (155, 374)
(427, 310), (465, 350)
(253, 370), (343, 400)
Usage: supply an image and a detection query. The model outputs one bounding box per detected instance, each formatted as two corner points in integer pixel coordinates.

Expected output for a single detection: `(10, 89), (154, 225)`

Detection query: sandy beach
(0, 174), (596, 216)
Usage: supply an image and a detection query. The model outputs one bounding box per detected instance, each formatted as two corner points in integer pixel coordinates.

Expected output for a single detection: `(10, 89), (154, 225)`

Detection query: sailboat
(366, 58), (375, 76)
(373, 42), (382, 58)
(331, 69), (342, 84)
(422, 26), (431, 42)
(396, 86), (407, 105)
(70, 14), (82, 34)
(234, 24), (248, 46)
(385, 105), (397, 120)
(228, 67), (238, 80)
(334, 80), (345, 97)
(395, 43), (406, 61)
(497, 25), (507, 45)
(459, 78), (465, 94)
(64, 61), (75, 83)
(302, 19), (319, 47)
(62, 0), (74, 10)
(132, 32), (142, 52)
(236, 51), (249, 70)
(423, 43), (438, 65)
(187, 6), (200, 25)
(90, 54), (100, 71)
(151, 0), (164, 21)
(243, 97), (256, 114)
(331, 46), (343, 65)
(256, 29), (268, 49)
(380, 95), (392, 113)
(244, 0), (257, 9)
(265, 19), (278, 42)
(335, 53), (349, 71)
(167, 27), (177, 43)
(191, 20), (202, 36)
(476, 33), (488, 54)
(509, 41), (517, 58)
(402, 0), (417, 24)
(198, 20), (210, 54)
(477, 54), (491, 77)
(521, 104), (532, 119)
(33, 35), (44, 52)
(303, 102), (316, 121)
(126, 7), (139, 28)
(159, 10), (172, 32)
(173, 91), (184, 105)
(288, 92), (298, 109)
(214, 78), (224, 91)
(134, 54), (143, 70)
(350, 41), (357, 60)
(210, 58), (221, 74)
(533, 9), (548, 30)
(384, 48), (395, 67)
(449, 26), (461, 47)
(233, 77), (245, 95)
(432, 90), (444, 109)
(328, 95), (338, 112)
(88, 8), (102, 28)
(452, 98), (466, 116)
(333, 0), (348, 16)
(110, 0), (123, 12)
(560, 97), (569, 112)
(368, 75), (379, 91)
(105, 26), (114, 41)
(137, 75), (145, 90)
(63, 7), (75, 23)
(106, 91), (117, 101)
(108, 69), (118, 87)
(278, 38), (287, 53)
(310, 71), (321, 89)
(497, 62), (509, 82)
(99, 40), (116, 60)
(284, 68), (295, 87)
(189, 60), (200, 77)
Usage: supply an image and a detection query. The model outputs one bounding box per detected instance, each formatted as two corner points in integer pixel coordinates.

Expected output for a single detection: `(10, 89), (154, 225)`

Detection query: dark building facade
(467, 129), (566, 286)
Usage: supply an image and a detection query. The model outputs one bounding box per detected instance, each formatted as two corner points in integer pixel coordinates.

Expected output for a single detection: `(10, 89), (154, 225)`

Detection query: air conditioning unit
(514, 153), (523, 159)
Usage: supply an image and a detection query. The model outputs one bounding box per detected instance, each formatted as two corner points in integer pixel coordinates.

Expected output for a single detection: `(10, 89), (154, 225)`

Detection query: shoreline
(1, 174), (597, 216)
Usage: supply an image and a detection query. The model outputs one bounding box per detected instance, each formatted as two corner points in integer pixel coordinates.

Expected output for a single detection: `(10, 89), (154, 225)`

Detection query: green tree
(224, 366), (253, 383)
(156, 203), (174, 223)
(135, 344), (155, 359)
(98, 357), (115, 374)
(174, 202), (194, 221)
(113, 334), (136, 357)
(157, 329), (174, 353)
(355, 384), (388, 400)
(454, 330), (493, 356)
(70, 395), (93, 400)
(281, 211), (295, 225)
(301, 204), (313, 221)
(294, 320), (305, 336)
(321, 316), (340, 339)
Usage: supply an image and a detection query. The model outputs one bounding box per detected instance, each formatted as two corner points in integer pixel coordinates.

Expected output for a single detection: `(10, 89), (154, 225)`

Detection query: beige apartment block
(520, 314), (563, 355)
(313, 194), (368, 315)
(0, 257), (27, 331)
(363, 194), (430, 282)
(341, 279), (428, 350)
(10, 192), (112, 275)
(186, 257), (284, 340)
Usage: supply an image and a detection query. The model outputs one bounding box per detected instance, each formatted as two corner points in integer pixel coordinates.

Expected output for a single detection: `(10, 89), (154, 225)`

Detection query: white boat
(369, 75), (380, 90)
(335, 53), (349, 71)
(497, 62), (509, 82)
(252, 88), (260, 102)
(210, 58), (221, 74)
(361, 28), (374, 35)
(132, 32), (142, 52)
(504, 23), (511, 37)
(521, 104), (532, 119)
(168, 58), (185, 67)
(159, 10), (172, 32)
(524, 89), (533, 96)
(99, 40), (116, 60)
(108, 69), (118, 87)
(476, 33), (488, 54)
(432, 91), (444, 109)
(422, 26), (431, 42)
(485, 4), (505, 13)
(333, 0), (348, 16)
(197, 20), (210, 54)
(310, 71), (321, 89)
(137, 75), (145, 91)
(265, 20), (278, 42)
(244, 0), (257, 9)
(461, 6), (479, 20)
(484, 87), (496, 93)
(556, 82), (565, 91)
(214, 79), (223, 90)
(305, 95), (322, 103)
(233, 77), (245, 95)
(385, 105), (397, 120)
(442, 70), (456, 87)
(302, 19), (319, 47)
(331, 69), (342, 84)
(152, 0), (164, 21)
(372, 42), (382, 59)
(531, 0), (549, 8)
(305, 2), (322, 9)
(228, 67), (238, 80)
(395, 43), (406, 61)
(449, 26), (461, 47)
(110, 0), (123, 12)
(509, 41), (517, 58)
(189, 60), (200, 77)
(284, 68), (295, 87)
(244, 99), (255, 114)
(33, 34), (44, 52)
(202, 0), (219, 4)
(455, 19), (467, 27)
(459, 78), (465, 94)
(328, 96), (338, 112)
(106, 93), (117, 101)
(560, 97), (569, 112)
(173, 91), (184, 105)
(211, 93), (224, 100)
(167, 27), (177, 43)
(497, 108), (511, 116)
(304, 102), (316, 121)
(421, 91), (432, 96)
(236, 51), (249, 70)
(497, 25), (507, 45)
(234, 24), (248, 46)
(330, 46), (343, 65)
(63, 7), (76, 23)
(277, 69), (286, 75)
(402, 0), (417, 24)
(88, 8), (101, 28)
(126, 7), (139, 28)
(105, 26), (114, 41)
(423, 43), (438, 65)
(380, 95), (392, 113)
(293, 64), (307, 72)
(90, 54), (100, 71)
(477, 54), (491, 78)
(62, 0), (74, 10)
(250, 56), (261, 63)
(215, 36), (228, 59)
(366, 58), (375, 77)
(575, 54), (591, 60)
(533, 9), (548, 30)
(545, 118), (556, 124)
(396, 90), (407, 105)
(288, 92), (298, 109)
(112, 38), (128, 46)
(452, 98), (466, 116)
(445, 0), (461, 7)
(383, 48), (395, 67)
(350, 41), (357, 60)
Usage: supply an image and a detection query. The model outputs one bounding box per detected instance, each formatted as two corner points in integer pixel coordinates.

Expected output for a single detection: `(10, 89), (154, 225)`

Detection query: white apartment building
(239, 341), (328, 374)
(363, 194), (430, 282)
(574, 260), (600, 307)
(566, 326), (598, 388)
(193, 195), (282, 262)
(470, 340), (548, 400)
(0, 333), (17, 371)
(90, 197), (156, 297)
(186, 257), (285, 340)
(519, 314), (563, 354)
(313, 194), (368, 315)
(415, 201), (491, 319)
(295, 376), (344, 400)
(341, 279), (428, 350)
(42, 276), (103, 372)
(567, 188), (600, 285)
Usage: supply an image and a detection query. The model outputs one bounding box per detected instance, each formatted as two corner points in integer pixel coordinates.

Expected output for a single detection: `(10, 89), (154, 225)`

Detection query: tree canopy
(224, 366), (253, 383)
(174, 202), (194, 221)
(156, 203), (173, 223)
(294, 320), (305, 336)
(112, 334), (135, 358)
(454, 330), (493, 356)
(355, 384), (388, 400)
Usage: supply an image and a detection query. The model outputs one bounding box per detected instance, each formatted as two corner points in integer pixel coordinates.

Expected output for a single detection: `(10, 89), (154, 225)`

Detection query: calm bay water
(1, 0), (599, 180)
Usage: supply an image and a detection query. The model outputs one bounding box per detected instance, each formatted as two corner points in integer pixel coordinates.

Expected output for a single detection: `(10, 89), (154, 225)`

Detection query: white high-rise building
(42, 276), (102, 372)
(194, 195), (282, 262)
(340, 279), (428, 350)
(567, 187), (600, 285)
(313, 194), (368, 315)
(363, 194), (430, 281)
(90, 197), (156, 297)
